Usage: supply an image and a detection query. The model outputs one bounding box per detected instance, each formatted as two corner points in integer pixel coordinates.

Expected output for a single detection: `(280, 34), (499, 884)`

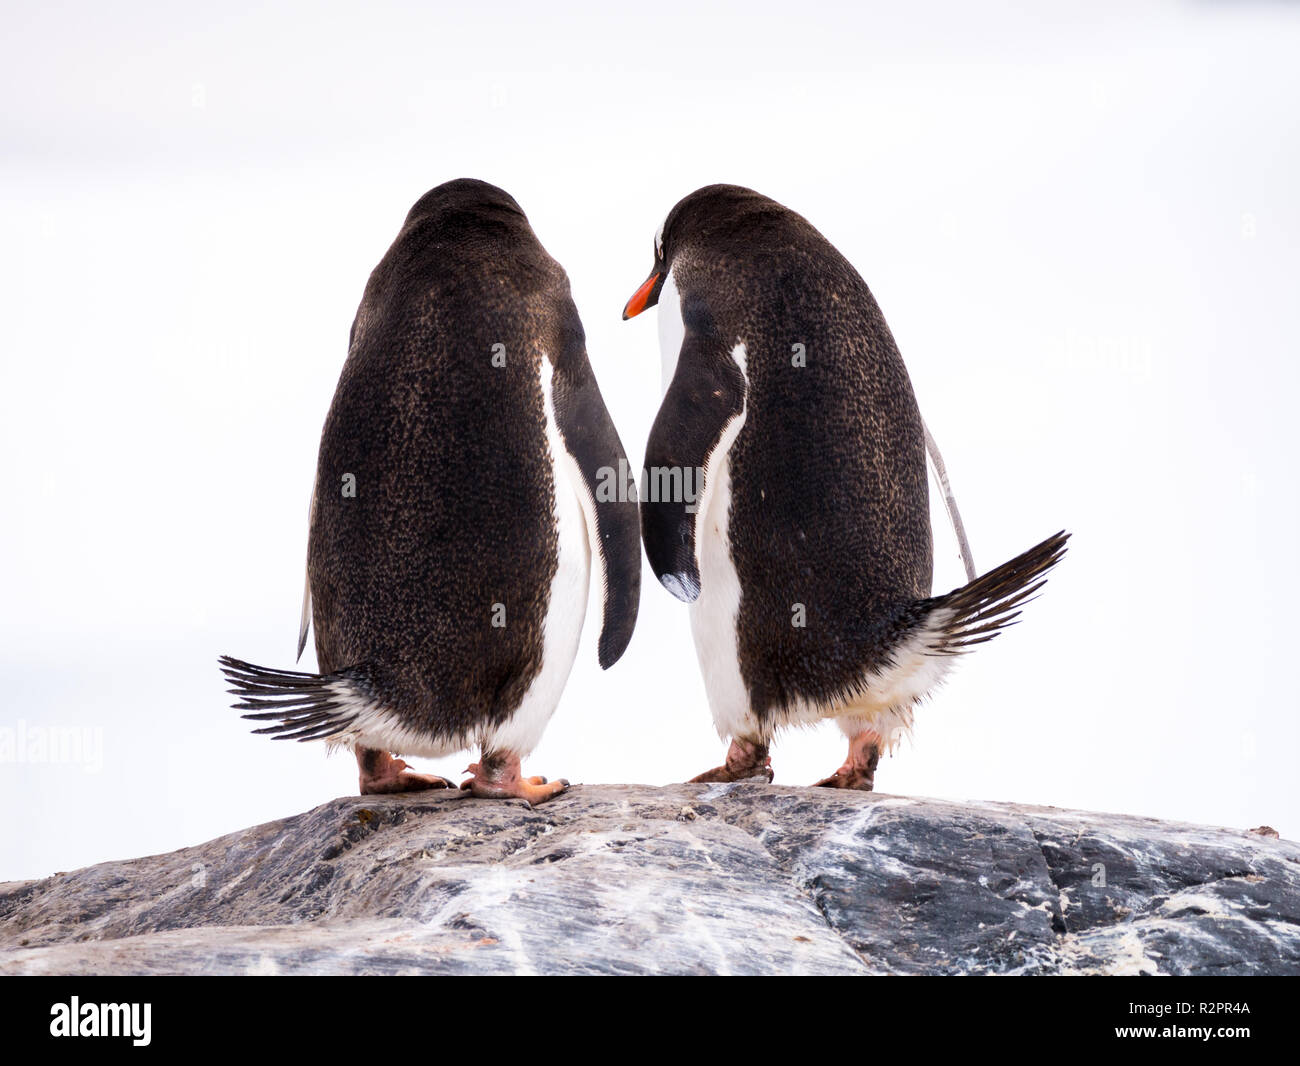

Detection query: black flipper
(549, 333), (642, 669)
(640, 327), (747, 602)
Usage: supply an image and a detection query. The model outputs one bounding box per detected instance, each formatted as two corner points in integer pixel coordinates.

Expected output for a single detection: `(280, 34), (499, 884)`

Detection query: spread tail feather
(919, 530), (1070, 656)
(218, 655), (371, 743)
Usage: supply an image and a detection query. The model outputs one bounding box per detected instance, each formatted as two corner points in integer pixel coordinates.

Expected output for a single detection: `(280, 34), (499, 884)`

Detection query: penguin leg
(689, 736), (774, 784)
(461, 750), (570, 805)
(813, 728), (882, 791)
(356, 747), (456, 795)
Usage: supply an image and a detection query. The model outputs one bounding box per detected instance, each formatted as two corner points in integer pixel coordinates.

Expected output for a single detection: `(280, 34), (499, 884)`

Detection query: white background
(2, 1), (1297, 881)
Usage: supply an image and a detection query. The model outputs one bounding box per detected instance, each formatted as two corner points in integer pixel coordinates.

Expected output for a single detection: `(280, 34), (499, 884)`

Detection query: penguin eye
(654, 222), (664, 260)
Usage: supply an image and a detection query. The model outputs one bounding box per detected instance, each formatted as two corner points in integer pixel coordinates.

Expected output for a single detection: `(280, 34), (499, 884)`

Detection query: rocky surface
(1, 784), (1297, 975)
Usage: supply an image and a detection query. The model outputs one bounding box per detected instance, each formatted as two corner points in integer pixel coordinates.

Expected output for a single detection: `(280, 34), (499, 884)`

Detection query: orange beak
(622, 270), (663, 320)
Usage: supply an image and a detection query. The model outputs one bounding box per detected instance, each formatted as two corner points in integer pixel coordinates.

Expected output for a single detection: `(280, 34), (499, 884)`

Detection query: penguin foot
(356, 747), (456, 795)
(813, 730), (881, 791)
(812, 767), (875, 791)
(461, 751), (570, 806)
(689, 737), (774, 784)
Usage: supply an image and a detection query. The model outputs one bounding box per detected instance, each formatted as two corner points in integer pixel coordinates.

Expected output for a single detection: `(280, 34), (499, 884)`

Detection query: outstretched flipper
(923, 419), (976, 583)
(297, 487), (315, 662)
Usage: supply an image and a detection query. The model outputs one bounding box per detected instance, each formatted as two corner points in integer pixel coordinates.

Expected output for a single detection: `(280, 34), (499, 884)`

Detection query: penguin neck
(656, 268), (685, 396)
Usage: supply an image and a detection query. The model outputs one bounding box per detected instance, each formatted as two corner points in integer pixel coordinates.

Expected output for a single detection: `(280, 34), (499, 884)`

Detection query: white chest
(483, 356), (590, 757)
(657, 270), (685, 395)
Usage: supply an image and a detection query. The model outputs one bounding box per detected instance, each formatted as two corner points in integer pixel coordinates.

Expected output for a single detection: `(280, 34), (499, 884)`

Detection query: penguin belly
(691, 470), (946, 749)
(483, 356), (591, 757)
(683, 343), (759, 742)
(680, 339), (943, 749)
(689, 443), (753, 741)
(657, 270), (685, 395)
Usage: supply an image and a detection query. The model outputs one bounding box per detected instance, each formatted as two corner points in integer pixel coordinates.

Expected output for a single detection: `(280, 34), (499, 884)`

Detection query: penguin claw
(359, 770), (456, 795)
(812, 770), (874, 791)
(463, 776), (570, 805)
(689, 738), (773, 784)
(690, 765), (774, 784)
(460, 756), (570, 805)
(357, 748), (456, 794)
(813, 730), (881, 791)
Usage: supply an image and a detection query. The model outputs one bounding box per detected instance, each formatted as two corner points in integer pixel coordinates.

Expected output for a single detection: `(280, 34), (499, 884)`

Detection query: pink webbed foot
(813, 729), (882, 791)
(356, 747), (456, 795)
(460, 751), (569, 805)
(690, 737), (774, 784)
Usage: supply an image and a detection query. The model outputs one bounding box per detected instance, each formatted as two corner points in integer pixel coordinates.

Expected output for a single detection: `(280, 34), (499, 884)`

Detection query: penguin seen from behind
(222, 179), (641, 804)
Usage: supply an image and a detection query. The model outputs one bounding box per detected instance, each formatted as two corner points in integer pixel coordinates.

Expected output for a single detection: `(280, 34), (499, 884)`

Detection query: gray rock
(1, 784), (1296, 975)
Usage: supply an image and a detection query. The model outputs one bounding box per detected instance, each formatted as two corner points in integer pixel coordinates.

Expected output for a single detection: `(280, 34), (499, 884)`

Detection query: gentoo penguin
(623, 184), (1067, 789)
(220, 179), (640, 804)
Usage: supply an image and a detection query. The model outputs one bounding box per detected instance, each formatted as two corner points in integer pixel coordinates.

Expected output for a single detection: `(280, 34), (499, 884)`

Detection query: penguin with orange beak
(624, 184), (1067, 789)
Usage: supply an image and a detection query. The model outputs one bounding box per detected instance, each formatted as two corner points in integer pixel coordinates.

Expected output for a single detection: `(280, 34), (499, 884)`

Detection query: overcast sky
(2, 0), (1298, 881)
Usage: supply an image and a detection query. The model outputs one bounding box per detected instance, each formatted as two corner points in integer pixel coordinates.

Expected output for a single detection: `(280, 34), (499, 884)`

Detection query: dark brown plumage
(627, 184), (1067, 788)
(222, 179), (640, 801)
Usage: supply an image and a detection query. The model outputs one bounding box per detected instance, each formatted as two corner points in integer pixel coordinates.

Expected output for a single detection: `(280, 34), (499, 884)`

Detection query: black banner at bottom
(0, 974), (1286, 1052)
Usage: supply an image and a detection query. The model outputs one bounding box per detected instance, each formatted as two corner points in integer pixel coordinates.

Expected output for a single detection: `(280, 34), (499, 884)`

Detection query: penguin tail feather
(918, 530), (1070, 657)
(218, 655), (370, 743)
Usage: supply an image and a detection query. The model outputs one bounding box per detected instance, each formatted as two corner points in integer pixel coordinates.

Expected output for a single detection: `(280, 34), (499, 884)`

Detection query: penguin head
(408, 178), (521, 214)
(621, 185), (773, 320)
(621, 218), (669, 320)
(403, 178), (528, 236)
